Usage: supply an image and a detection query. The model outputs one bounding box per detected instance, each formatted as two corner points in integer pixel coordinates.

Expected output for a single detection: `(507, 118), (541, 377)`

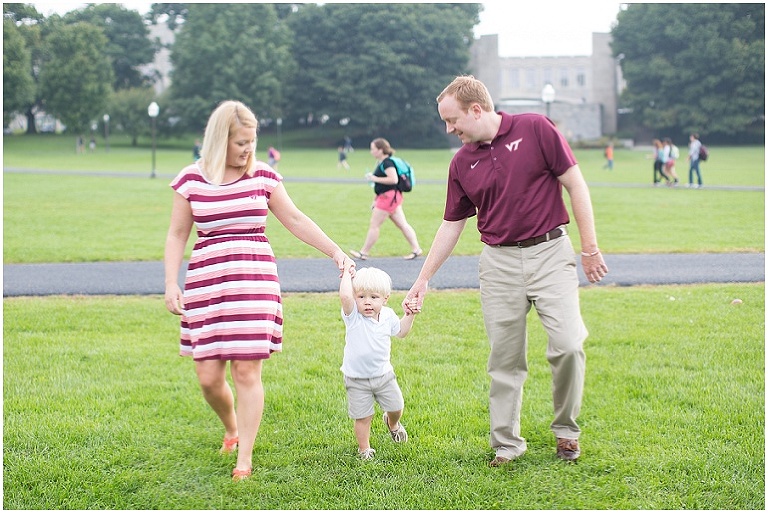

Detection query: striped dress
(170, 162), (283, 361)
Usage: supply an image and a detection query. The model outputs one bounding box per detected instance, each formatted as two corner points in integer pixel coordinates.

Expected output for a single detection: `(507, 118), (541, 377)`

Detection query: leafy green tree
(63, 4), (156, 90)
(2, 3), (43, 23)
(3, 3), (46, 133)
(285, 3), (480, 147)
(39, 22), (114, 135)
(107, 87), (157, 146)
(3, 18), (35, 126)
(167, 3), (295, 132)
(612, 3), (764, 142)
(147, 3), (189, 31)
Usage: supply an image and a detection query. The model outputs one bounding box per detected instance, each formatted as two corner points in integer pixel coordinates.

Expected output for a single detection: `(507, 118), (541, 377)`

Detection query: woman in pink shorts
(349, 138), (423, 260)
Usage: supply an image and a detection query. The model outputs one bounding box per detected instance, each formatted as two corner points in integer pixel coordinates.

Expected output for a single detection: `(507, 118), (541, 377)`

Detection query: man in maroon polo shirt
(403, 75), (608, 466)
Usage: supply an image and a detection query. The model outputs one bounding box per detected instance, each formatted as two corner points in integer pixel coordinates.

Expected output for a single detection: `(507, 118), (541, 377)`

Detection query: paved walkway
(3, 253), (764, 296)
(4, 167), (764, 296)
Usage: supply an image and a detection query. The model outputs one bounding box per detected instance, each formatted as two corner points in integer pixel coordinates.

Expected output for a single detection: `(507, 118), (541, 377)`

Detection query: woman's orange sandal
(220, 436), (239, 455)
(232, 467), (252, 482)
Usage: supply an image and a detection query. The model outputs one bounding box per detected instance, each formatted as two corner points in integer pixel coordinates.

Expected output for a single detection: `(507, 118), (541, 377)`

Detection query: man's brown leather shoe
(489, 455), (511, 467)
(556, 438), (580, 461)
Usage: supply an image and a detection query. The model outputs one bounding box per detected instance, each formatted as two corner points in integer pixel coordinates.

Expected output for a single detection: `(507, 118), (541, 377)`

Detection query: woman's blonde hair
(352, 267), (392, 297)
(436, 75), (494, 112)
(199, 100), (258, 185)
(371, 137), (395, 157)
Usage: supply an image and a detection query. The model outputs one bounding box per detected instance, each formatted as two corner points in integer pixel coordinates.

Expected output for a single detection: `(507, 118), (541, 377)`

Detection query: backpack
(671, 145), (680, 159)
(699, 144), (709, 161)
(380, 156), (414, 193)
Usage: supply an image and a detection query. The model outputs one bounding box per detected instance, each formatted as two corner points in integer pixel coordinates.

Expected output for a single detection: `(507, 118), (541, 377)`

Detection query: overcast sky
(28, 1), (623, 57)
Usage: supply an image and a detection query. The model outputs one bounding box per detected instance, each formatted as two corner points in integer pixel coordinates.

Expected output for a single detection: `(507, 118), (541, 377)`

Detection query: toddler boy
(339, 262), (418, 459)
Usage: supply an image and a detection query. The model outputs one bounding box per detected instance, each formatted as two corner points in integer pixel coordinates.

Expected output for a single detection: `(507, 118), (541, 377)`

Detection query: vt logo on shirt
(505, 138), (523, 152)
(470, 137), (524, 171)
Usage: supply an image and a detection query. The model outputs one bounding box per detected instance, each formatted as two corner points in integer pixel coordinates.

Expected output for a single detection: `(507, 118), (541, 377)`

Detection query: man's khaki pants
(479, 236), (587, 460)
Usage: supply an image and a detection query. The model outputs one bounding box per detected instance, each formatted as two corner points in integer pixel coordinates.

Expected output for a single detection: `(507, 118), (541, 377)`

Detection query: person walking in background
(339, 263), (417, 460)
(343, 135), (354, 153)
(687, 133), (703, 188)
(164, 100), (350, 482)
(349, 138), (423, 261)
(651, 139), (670, 186)
(402, 75), (608, 467)
(193, 139), (201, 161)
(663, 138), (680, 186)
(338, 146), (350, 170)
(602, 141), (614, 170)
(267, 146), (281, 170)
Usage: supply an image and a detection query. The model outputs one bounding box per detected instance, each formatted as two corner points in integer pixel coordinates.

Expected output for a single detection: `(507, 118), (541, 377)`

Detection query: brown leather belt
(496, 226), (567, 248)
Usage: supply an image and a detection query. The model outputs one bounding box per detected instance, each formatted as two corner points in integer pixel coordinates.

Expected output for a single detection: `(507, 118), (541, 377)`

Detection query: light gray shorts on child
(344, 370), (404, 419)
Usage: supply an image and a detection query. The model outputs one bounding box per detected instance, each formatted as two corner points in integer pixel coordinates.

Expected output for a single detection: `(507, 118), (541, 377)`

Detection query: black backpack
(699, 144), (709, 161)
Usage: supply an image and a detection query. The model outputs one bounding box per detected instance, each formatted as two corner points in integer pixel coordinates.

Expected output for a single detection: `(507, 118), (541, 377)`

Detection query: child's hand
(405, 297), (421, 315)
(341, 257), (356, 278)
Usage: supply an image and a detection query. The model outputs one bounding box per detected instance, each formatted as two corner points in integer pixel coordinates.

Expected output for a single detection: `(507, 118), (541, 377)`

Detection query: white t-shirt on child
(340, 303), (400, 379)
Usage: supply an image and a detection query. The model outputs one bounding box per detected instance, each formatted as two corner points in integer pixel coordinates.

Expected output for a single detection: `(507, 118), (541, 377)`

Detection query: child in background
(338, 146), (350, 170)
(339, 262), (418, 460)
(267, 146), (281, 170)
(603, 141), (614, 170)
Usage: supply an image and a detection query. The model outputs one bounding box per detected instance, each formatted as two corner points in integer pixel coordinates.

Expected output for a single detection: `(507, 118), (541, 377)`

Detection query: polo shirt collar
(468, 111), (514, 151)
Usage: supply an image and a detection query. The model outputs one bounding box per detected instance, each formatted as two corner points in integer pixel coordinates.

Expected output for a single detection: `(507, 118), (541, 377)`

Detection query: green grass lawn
(2, 133), (765, 186)
(3, 134), (764, 509)
(3, 284), (764, 509)
(2, 135), (764, 263)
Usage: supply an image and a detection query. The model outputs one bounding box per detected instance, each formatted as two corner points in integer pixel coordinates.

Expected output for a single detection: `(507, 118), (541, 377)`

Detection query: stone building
(469, 32), (625, 142)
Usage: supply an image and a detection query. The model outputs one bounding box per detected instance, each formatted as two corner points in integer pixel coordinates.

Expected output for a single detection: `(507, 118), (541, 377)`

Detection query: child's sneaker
(358, 447), (376, 460)
(383, 412), (408, 443)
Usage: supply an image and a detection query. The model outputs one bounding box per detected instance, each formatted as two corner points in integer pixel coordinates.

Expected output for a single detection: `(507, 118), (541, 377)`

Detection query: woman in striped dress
(164, 101), (350, 481)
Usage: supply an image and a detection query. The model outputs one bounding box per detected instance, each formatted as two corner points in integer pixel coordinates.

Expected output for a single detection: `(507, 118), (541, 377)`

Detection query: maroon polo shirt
(443, 112), (577, 245)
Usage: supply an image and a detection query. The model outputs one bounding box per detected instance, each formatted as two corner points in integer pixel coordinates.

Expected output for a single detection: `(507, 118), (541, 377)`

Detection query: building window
(507, 69), (520, 89)
(576, 68), (586, 87)
(542, 68), (553, 86)
(560, 68), (569, 87)
(526, 68), (537, 89)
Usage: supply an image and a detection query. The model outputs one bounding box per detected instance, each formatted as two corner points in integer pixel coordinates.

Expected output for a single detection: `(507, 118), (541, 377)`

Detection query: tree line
(611, 3), (764, 143)
(3, 2), (481, 147)
(3, 3), (764, 146)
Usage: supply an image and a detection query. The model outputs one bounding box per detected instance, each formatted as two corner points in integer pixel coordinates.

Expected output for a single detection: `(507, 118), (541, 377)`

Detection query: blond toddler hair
(352, 267), (392, 297)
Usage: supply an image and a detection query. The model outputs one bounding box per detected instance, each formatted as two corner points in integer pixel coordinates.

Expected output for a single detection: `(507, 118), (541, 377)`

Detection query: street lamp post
(276, 117), (282, 151)
(148, 102), (159, 178)
(103, 114), (110, 153)
(541, 83), (555, 119)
